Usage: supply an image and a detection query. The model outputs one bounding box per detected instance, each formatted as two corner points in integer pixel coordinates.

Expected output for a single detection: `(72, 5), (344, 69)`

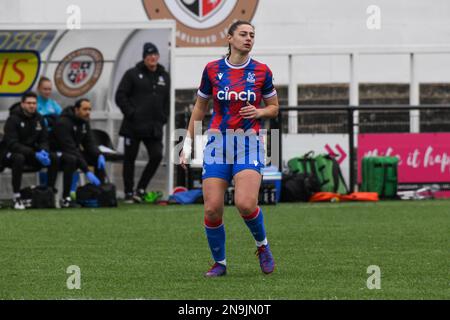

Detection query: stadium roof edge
(0, 20), (176, 30)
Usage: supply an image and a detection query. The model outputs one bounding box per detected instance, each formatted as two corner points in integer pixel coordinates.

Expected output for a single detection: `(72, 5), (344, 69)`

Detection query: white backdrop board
(0, 21), (176, 199)
(110, 28), (172, 111)
(282, 134), (350, 187)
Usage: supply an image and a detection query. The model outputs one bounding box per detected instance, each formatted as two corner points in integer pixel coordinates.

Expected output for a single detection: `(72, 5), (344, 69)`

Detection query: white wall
(252, 0), (450, 47)
(2, 0), (450, 88)
(0, 0), (148, 24)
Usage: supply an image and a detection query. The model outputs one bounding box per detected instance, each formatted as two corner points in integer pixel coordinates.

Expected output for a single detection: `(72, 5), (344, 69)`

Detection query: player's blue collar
(224, 56), (251, 69)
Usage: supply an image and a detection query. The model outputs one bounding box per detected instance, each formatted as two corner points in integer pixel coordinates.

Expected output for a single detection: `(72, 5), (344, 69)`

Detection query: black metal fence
(273, 105), (450, 192)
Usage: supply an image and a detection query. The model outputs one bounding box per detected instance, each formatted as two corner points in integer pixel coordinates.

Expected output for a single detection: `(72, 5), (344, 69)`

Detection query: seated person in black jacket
(52, 98), (105, 207)
(1, 92), (58, 210)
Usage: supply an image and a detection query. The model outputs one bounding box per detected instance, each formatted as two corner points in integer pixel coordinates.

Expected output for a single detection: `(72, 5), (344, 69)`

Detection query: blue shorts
(202, 132), (265, 183)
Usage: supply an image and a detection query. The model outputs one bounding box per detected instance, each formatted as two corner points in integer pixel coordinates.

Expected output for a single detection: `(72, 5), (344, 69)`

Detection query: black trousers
(2, 152), (58, 194)
(59, 153), (106, 198)
(123, 137), (163, 195)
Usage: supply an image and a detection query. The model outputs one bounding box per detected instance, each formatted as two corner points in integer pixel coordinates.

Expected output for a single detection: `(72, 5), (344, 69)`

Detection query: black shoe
(13, 198), (26, 210)
(124, 190), (144, 204)
(61, 197), (80, 208)
(134, 189), (146, 203)
(124, 193), (135, 204)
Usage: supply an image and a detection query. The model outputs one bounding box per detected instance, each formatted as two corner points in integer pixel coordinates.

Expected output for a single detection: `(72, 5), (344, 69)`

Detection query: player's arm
(180, 96), (209, 169)
(186, 96), (209, 139)
(180, 64), (212, 168)
(241, 64), (279, 119)
(240, 95), (279, 120)
(258, 95), (279, 119)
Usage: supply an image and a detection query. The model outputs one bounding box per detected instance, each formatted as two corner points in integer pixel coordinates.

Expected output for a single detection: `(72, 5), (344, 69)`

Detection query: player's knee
(204, 203), (223, 221)
(235, 197), (258, 216)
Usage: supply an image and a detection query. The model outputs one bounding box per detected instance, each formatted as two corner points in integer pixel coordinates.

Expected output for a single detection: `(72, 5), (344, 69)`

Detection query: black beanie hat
(143, 42), (159, 59)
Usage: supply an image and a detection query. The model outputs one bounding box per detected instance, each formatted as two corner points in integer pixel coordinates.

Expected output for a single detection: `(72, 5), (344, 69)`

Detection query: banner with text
(357, 133), (450, 183)
(0, 51), (41, 96)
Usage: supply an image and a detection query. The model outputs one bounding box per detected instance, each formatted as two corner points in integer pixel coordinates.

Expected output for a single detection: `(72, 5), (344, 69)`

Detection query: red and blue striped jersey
(197, 57), (277, 133)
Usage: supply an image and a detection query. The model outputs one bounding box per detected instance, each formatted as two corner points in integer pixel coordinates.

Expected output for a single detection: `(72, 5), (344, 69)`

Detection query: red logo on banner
(68, 61), (91, 85)
(202, 0), (222, 17)
(178, 0), (223, 21)
(54, 47), (103, 98)
(143, 0), (259, 47)
(325, 144), (347, 164)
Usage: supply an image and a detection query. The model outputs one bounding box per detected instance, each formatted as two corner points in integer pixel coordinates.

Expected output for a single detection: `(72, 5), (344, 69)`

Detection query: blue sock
(39, 172), (48, 186)
(71, 172), (79, 192)
(205, 222), (226, 263)
(242, 207), (267, 243)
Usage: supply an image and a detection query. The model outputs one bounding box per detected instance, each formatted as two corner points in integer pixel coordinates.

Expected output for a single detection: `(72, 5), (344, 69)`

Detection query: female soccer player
(180, 20), (279, 277)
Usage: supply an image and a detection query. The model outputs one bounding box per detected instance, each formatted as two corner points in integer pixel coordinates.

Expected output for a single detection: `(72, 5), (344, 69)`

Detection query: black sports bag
(76, 183), (117, 208)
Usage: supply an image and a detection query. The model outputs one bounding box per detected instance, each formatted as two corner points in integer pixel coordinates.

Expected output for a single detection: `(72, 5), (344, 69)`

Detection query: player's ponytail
(226, 20), (254, 58)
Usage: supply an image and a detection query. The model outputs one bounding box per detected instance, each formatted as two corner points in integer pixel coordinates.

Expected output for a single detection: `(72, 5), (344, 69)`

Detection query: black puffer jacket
(2, 103), (49, 158)
(115, 62), (170, 139)
(52, 106), (100, 172)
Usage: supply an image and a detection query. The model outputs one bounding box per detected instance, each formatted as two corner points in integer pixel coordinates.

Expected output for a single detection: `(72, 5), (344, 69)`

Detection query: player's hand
(180, 150), (189, 171)
(240, 101), (260, 119)
(180, 136), (192, 171)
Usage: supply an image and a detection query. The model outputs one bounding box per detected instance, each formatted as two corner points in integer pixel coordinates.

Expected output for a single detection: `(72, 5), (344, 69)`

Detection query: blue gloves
(86, 171), (101, 186)
(35, 150), (51, 167)
(97, 154), (106, 170)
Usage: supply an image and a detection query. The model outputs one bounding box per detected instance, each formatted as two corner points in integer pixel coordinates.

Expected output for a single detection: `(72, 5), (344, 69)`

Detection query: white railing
(174, 45), (450, 134)
(2, 44), (450, 198)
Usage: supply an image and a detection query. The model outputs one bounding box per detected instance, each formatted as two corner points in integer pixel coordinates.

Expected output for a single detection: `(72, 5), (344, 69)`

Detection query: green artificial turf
(0, 200), (448, 299)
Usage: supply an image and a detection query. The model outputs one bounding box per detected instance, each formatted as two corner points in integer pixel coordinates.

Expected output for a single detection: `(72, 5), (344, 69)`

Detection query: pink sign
(358, 133), (450, 183)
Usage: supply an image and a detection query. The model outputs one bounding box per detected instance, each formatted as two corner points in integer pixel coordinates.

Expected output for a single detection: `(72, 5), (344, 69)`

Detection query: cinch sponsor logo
(217, 87), (256, 101)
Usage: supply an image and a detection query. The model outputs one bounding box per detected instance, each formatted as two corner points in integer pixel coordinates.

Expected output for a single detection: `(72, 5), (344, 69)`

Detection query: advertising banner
(357, 133), (450, 183)
(0, 50), (40, 96)
(0, 30), (56, 52)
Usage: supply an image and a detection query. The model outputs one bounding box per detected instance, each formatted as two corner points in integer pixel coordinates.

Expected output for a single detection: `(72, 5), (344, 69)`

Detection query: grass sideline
(0, 200), (448, 300)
